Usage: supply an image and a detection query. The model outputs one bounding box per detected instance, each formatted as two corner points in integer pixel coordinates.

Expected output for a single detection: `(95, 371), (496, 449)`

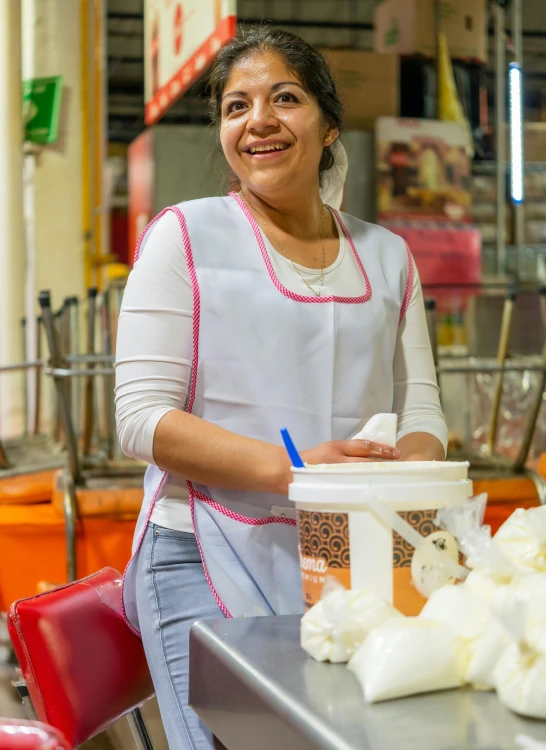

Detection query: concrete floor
(0, 663), (169, 749)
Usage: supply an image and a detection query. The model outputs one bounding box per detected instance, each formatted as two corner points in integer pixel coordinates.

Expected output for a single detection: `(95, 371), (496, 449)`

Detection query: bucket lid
(291, 460), (469, 486)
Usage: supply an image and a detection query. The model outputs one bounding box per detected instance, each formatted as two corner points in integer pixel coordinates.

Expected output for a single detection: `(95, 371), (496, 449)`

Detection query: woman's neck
(241, 186), (325, 241)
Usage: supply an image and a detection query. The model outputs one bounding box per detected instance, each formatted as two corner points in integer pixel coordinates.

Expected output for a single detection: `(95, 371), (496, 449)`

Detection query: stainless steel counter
(189, 615), (546, 750)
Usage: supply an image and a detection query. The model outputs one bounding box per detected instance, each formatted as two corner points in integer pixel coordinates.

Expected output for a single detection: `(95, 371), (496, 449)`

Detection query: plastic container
(289, 461), (472, 616)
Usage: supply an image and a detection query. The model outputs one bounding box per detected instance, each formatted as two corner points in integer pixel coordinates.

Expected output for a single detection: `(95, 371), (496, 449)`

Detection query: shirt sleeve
(393, 258), (448, 454)
(114, 211), (193, 464)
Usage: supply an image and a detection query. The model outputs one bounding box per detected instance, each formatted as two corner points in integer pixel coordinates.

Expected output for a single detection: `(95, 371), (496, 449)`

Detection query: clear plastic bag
(436, 494), (520, 583)
(300, 580), (401, 663)
(348, 617), (466, 703)
(494, 506), (546, 574)
(492, 580), (546, 719)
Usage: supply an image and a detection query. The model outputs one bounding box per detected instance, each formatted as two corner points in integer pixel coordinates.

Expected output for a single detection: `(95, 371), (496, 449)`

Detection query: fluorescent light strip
(509, 63), (524, 204)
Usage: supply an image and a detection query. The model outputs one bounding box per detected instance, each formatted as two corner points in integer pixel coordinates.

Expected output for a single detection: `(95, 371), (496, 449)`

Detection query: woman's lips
(243, 144), (292, 159)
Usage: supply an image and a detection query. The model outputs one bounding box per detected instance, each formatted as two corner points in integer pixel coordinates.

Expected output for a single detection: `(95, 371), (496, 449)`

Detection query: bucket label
(393, 510), (438, 567)
(297, 510), (351, 609)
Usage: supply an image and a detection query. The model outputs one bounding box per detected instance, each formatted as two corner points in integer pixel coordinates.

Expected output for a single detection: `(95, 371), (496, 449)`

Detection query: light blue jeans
(135, 523), (224, 749)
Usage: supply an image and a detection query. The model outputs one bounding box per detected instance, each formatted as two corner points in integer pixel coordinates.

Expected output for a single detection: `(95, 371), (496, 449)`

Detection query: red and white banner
(144, 0), (237, 125)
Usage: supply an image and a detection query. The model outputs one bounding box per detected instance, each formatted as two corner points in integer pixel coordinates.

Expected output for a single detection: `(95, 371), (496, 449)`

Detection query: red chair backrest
(0, 719), (71, 749)
(8, 568), (154, 748)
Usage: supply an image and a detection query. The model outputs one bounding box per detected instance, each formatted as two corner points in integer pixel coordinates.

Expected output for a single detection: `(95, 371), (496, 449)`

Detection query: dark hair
(208, 26), (343, 180)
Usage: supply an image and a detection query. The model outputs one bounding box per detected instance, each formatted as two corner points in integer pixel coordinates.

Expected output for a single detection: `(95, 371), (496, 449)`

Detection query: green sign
(384, 18), (399, 48)
(22, 76), (63, 144)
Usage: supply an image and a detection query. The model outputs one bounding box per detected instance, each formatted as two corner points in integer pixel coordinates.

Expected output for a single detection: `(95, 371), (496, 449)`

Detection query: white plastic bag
(419, 584), (490, 641)
(463, 570), (500, 602)
(300, 584), (400, 663)
(419, 583), (503, 690)
(492, 581), (546, 719)
(494, 506), (546, 574)
(467, 575), (546, 694)
(494, 642), (546, 719)
(465, 618), (511, 690)
(348, 618), (466, 702)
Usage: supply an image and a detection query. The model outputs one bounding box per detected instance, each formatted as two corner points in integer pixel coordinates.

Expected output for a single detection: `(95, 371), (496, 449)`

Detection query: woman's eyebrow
(222, 89), (247, 101)
(271, 81), (306, 93)
(223, 81), (306, 101)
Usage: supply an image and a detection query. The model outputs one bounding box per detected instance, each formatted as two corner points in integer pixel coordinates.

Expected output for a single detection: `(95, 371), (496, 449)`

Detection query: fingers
(338, 440), (400, 461)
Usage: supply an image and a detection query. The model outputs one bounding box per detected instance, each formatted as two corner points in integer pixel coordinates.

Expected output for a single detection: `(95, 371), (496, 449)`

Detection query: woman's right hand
(301, 439), (400, 466)
(276, 439), (400, 494)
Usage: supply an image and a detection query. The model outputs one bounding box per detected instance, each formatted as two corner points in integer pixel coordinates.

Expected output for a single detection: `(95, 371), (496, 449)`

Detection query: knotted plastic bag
(494, 506), (546, 574)
(492, 580), (546, 719)
(300, 581), (401, 663)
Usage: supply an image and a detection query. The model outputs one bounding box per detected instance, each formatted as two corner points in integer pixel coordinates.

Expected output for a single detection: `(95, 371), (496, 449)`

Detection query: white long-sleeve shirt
(115, 210), (447, 533)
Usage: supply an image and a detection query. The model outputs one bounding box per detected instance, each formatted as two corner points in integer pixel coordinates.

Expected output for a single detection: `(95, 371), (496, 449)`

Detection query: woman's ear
(323, 126), (340, 146)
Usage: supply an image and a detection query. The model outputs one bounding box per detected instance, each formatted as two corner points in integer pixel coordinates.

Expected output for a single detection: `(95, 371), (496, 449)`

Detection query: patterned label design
(298, 510), (351, 609)
(393, 510), (438, 567)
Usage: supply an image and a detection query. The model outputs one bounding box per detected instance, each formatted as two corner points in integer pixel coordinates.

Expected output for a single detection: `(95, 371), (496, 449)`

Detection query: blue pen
(280, 428), (305, 468)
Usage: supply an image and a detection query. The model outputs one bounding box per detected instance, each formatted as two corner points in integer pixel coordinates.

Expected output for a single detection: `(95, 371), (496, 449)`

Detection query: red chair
(7, 568), (155, 749)
(0, 719), (71, 749)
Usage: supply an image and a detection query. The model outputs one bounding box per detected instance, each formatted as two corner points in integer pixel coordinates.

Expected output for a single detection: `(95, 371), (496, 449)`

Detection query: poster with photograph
(376, 117), (472, 222)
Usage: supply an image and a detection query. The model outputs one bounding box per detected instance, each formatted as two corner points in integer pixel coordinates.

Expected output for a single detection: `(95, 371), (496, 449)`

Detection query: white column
(22, 0), (86, 433)
(0, 1), (26, 438)
(22, 0), (84, 305)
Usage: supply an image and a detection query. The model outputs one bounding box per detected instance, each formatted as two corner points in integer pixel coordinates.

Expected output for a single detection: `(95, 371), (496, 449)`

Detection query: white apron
(122, 193), (411, 632)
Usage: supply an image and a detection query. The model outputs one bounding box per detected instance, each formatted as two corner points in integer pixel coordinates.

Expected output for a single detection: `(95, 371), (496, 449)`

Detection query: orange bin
(476, 477), (541, 535)
(0, 503), (137, 611)
(0, 470), (57, 504)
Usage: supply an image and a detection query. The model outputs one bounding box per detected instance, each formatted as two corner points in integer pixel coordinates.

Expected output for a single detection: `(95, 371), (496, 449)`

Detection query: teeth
(249, 143), (288, 154)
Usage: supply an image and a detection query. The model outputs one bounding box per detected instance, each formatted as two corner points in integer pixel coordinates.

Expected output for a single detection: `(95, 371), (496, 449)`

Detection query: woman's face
(220, 51), (338, 202)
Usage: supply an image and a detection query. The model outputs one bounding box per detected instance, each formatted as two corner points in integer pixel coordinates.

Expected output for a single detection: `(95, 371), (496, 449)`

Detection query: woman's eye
(226, 101), (246, 115)
(276, 92), (298, 104)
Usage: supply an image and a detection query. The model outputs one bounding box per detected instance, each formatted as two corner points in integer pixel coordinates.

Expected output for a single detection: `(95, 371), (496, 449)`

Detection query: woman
(116, 27), (447, 750)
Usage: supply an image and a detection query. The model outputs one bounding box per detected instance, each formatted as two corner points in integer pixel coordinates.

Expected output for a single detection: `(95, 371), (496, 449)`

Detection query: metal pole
(61, 470), (77, 582)
(67, 297), (80, 439)
(513, 286), (546, 472)
(127, 709), (155, 750)
(82, 287), (97, 455)
(495, 2), (507, 275)
(34, 316), (42, 435)
(512, 0), (525, 278)
(100, 288), (116, 460)
(38, 291), (82, 485)
(21, 317), (28, 435)
(487, 287), (517, 455)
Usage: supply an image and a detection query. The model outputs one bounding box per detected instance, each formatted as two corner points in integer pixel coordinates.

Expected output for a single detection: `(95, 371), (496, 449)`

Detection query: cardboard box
(321, 49), (399, 129)
(503, 123), (546, 163)
(375, 0), (487, 64)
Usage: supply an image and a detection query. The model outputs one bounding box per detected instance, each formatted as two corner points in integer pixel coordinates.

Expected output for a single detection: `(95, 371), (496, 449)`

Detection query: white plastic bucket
(289, 461), (472, 616)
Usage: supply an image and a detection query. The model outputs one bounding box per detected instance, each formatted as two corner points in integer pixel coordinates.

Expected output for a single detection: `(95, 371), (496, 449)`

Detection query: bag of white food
(436, 494), (520, 586)
(300, 581), (401, 663)
(348, 617), (466, 702)
(494, 505), (546, 574)
(418, 583), (507, 691)
(493, 578), (546, 719)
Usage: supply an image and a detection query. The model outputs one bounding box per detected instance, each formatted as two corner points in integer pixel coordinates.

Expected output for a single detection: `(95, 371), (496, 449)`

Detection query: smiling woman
(115, 25), (447, 750)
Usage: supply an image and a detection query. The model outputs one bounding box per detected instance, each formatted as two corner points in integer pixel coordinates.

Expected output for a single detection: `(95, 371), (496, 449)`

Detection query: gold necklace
(243, 192), (326, 297)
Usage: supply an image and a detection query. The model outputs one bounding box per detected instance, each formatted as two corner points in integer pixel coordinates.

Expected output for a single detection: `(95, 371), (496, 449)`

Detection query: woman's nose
(246, 100), (278, 132)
